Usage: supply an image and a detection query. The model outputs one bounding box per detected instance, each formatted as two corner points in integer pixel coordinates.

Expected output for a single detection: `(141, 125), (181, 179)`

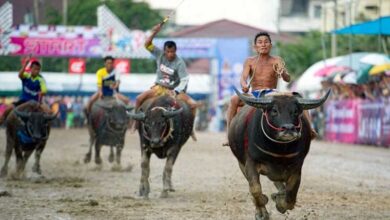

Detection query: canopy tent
(333, 16), (390, 35)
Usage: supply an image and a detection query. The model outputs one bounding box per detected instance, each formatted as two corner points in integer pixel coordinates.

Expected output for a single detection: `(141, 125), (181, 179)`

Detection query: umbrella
(360, 53), (390, 65)
(295, 56), (343, 92)
(314, 65), (351, 77)
(369, 64), (390, 75)
(334, 52), (370, 70)
(342, 71), (357, 84)
(357, 64), (372, 84)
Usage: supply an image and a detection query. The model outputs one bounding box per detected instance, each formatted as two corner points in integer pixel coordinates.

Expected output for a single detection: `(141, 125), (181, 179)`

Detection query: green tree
(278, 31), (386, 80)
(46, 0), (162, 29)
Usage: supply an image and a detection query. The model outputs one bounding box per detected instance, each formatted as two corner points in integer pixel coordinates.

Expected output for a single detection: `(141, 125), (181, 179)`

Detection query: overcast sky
(143, 0), (280, 32)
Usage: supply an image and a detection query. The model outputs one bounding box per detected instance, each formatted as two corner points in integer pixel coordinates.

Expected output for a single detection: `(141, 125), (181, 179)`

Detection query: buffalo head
(14, 109), (57, 141)
(97, 103), (130, 132)
(234, 88), (331, 142)
(128, 107), (182, 147)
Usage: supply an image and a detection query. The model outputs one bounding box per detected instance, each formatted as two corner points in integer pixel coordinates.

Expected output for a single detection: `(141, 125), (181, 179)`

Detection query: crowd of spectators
(310, 71), (390, 140)
(320, 72), (390, 101)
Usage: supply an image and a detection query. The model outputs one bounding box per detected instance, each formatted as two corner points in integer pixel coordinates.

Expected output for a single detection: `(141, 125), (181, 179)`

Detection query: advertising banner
(216, 38), (249, 100)
(357, 100), (383, 145)
(10, 37), (101, 57)
(381, 98), (390, 147)
(324, 99), (359, 144)
(69, 58), (86, 74)
(114, 59), (130, 74)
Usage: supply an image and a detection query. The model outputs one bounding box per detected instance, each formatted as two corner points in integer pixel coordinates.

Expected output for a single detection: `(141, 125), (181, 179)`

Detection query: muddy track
(0, 129), (389, 220)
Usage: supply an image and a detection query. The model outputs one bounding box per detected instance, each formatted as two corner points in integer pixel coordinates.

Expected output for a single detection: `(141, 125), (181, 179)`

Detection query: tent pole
(382, 36), (388, 55)
(331, 0), (338, 57)
(321, 2), (328, 65)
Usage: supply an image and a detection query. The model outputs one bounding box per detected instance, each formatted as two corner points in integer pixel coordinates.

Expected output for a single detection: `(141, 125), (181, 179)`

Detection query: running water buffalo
(0, 101), (56, 179)
(84, 97), (131, 170)
(228, 88), (330, 220)
(128, 95), (194, 198)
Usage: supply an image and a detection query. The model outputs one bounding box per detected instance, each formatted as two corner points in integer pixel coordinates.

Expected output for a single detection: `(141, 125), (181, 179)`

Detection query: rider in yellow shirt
(86, 56), (130, 113)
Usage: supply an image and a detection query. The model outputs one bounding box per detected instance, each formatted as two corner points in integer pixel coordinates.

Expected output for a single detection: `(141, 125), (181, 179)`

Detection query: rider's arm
(240, 58), (252, 93)
(145, 24), (163, 57)
(175, 61), (189, 93)
(19, 59), (30, 79)
(96, 70), (103, 97)
(275, 57), (291, 82)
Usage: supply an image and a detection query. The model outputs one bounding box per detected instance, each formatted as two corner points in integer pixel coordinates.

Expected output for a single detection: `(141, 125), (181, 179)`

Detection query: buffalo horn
(44, 112), (58, 121)
(233, 87), (272, 109)
(297, 89), (331, 110)
(127, 111), (145, 121)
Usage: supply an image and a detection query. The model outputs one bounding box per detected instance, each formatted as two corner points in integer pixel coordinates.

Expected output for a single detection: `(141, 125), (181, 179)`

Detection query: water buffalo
(0, 101), (56, 179)
(84, 97), (131, 170)
(129, 95), (194, 198)
(228, 88), (330, 220)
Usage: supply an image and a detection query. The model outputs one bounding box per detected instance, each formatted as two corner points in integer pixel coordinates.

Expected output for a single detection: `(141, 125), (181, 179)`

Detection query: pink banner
(324, 99), (359, 144)
(9, 37), (102, 57)
(381, 98), (390, 147)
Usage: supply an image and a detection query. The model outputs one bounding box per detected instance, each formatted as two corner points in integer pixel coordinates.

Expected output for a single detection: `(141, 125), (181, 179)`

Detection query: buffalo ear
(233, 87), (272, 109)
(44, 112), (58, 121)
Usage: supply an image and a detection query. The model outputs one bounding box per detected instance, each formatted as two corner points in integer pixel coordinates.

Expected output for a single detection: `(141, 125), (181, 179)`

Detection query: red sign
(69, 58), (86, 74)
(114, 59), (130, 74)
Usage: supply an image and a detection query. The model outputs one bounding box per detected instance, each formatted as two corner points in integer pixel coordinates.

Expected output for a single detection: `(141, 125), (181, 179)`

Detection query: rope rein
(260, 112), (303, 144)
(141, 106), (175, 146)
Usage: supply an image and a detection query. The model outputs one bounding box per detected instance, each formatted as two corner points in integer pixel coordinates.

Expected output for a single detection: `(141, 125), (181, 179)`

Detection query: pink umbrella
(314, 65), (352, 77)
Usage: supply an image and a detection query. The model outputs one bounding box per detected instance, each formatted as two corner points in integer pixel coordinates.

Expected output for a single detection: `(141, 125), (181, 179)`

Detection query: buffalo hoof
(0, 168), (7, 178)
(272, 193), (294, 214)
(108, 154), (114, 163)
(84, 154), (91, 164)
(10, 171), (25, 180)
(95, 157), (102, 165)
(160, 190), (169, 198)
(139, 184), (150, 199)
(32, 165), (42, 175)
(255, 211), (269, 220)
(29, 172), (45, 182)
(111, 164), (122, 172)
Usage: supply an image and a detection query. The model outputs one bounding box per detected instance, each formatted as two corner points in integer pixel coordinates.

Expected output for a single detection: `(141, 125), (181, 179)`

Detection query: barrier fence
(324, 98), (390, 147)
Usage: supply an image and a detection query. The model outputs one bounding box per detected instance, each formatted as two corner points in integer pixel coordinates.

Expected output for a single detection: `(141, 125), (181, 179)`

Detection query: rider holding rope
(224, 32), (291, 145)
(0, 57), (50, 125)
(86, 56), (130, 113)
(135, 23), (197, 113)
(134, 23), (197, 139)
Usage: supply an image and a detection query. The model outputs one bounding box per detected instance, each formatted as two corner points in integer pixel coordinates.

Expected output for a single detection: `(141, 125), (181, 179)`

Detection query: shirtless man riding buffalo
(224, 32), (316, 146)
